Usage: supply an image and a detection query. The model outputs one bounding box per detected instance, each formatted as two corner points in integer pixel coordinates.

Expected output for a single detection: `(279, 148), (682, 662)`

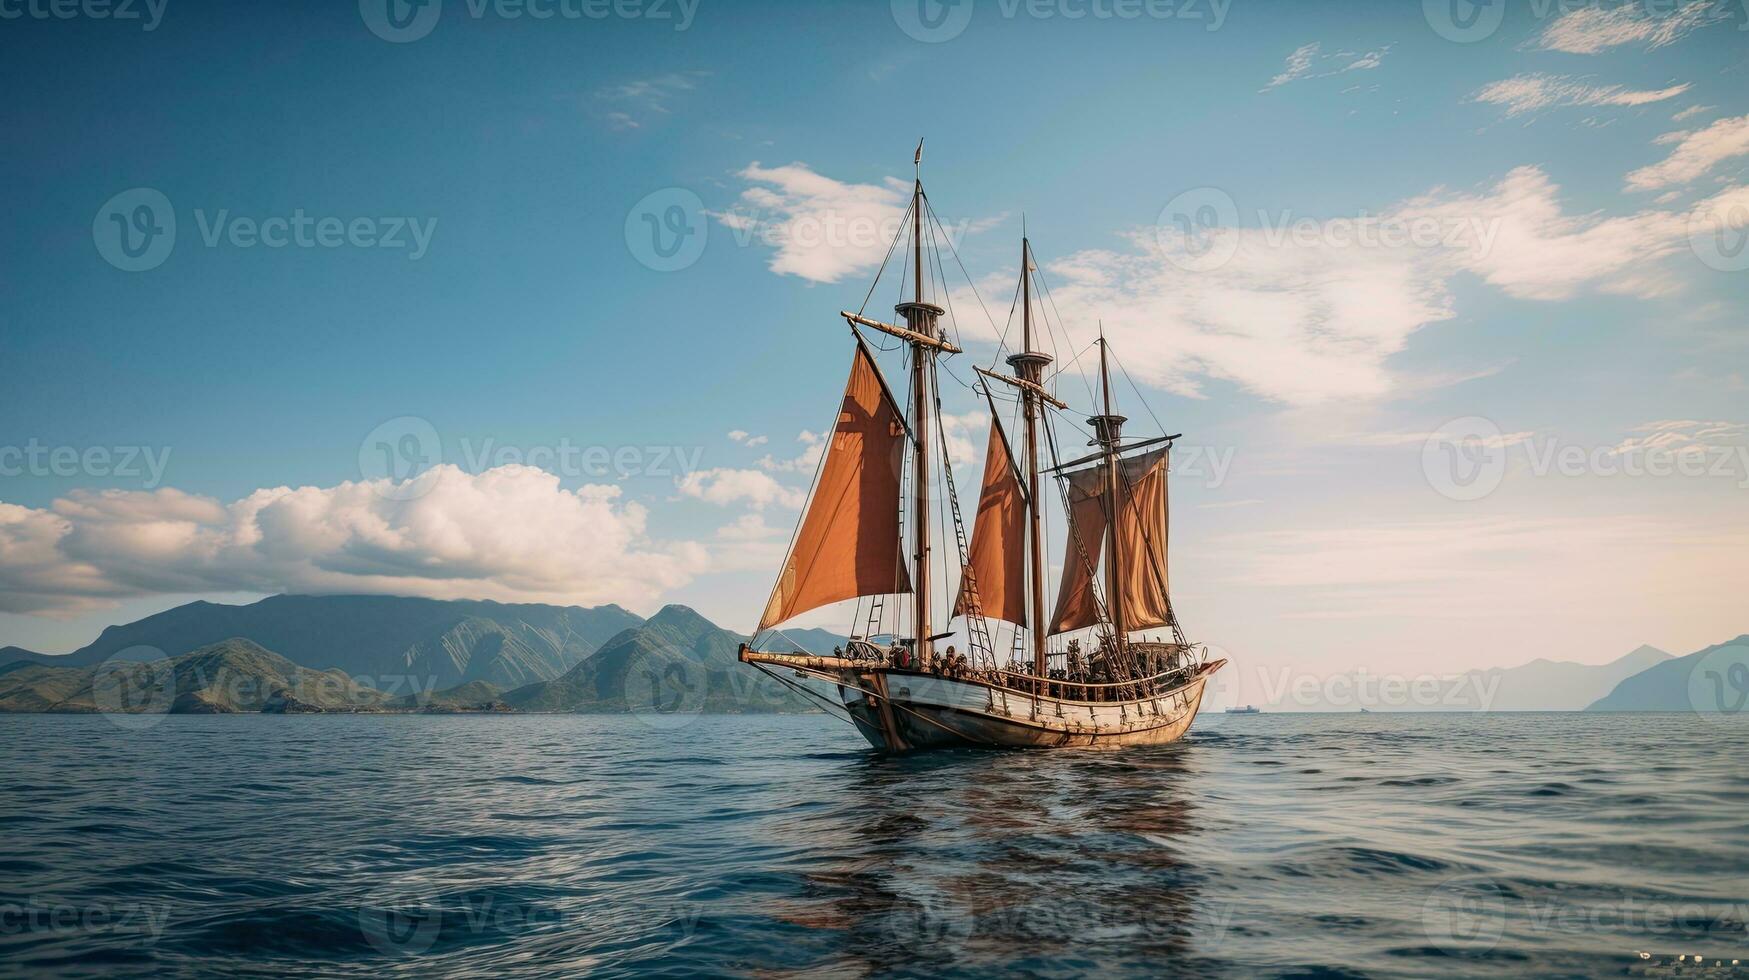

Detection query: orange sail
(953, 415), (1028, 627)
(1048, 447), (1171, 635)
(758, 344), (912, 631)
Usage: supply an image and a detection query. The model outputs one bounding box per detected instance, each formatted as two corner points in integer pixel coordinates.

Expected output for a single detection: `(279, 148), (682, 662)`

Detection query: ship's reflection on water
(763, 743), (1218, 974)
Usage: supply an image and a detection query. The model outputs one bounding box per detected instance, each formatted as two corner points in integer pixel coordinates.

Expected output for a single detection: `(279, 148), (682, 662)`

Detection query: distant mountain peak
(647, 604), (715, 636)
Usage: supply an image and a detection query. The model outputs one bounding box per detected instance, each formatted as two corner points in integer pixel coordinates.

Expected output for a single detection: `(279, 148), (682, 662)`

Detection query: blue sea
(1, 712), (1745, 978)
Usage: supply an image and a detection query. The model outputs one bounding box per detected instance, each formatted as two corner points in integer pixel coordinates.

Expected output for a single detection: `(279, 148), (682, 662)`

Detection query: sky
(2, 0), (1746, 699)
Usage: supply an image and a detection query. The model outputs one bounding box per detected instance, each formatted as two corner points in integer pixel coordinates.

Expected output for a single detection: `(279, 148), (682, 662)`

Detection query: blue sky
(2, 0), (1746, 693)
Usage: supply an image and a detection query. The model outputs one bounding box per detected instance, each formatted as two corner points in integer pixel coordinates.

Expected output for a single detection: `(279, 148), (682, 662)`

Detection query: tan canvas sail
(758, 344), (912, 631)
(1048, 469), (1109, 634)
(953, 415), (1028, 626)
(1048, 447), (1171, 635)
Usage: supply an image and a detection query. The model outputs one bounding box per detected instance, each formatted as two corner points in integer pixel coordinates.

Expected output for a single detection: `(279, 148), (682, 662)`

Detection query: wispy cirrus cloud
(1625, 113), (1749, 191)
(1472, 73), (1690, 118)
(1531, 0), (1718, 53)
(1262, 42), (1390, 92)
(593, 71), (707, 130)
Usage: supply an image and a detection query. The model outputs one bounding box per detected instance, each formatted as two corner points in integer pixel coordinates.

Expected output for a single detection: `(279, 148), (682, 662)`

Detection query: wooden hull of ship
(741, 648), (1223, 752)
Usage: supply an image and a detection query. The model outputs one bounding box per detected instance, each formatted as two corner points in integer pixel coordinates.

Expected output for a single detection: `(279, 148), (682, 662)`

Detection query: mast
(1090, 335), (1128, 650)
(1009, 237), (1052, 679)
(898, 140), (944, 661)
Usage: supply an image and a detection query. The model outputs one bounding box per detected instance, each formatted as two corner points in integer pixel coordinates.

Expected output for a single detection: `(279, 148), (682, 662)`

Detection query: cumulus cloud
(974, 166), (1703, 406)
(1472, 74), (1690, 117)
(675, 467), (806, 509)
(0, 466), (707, 616)
(1625, 113), (1749, 191)
(1262, 42), (1390, 92)
(727, 430), (768, 447)
(1532, 1), (1717, 53)
(710, 163), (914, 284)
(756, 431), (827, 474)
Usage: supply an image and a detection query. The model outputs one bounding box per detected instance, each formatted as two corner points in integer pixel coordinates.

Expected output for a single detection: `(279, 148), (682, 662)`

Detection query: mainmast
(1010, 238), (1052, 679)
(898, 140), (944, 661)
(1090, 335), (1128, 650)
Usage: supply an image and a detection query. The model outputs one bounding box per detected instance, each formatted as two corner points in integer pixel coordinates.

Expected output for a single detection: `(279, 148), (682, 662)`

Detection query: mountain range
(0, 596), (836, 715)
(1586, 634), (1749, 712)
(2, 596), (1742, 717)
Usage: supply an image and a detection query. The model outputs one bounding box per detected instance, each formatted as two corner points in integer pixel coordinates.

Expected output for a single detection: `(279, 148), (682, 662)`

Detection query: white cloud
(710, 162), (913, 284)
(757, 432), (827, 474)
(1262, 42), (1390, 92)
(1674, 104), (1715, 122)
(1533, 1), (1716, 53)
(1002, 166), (1696, 405)
(1472, 74), (1690, 117)
(593, 72), (705, 129)
(0, 466), (706, 616)
(675, 467), (805, 509)
(1625, 114), (1749, 191)
(1609, 420), (1747, 457)
(726, 430), (769, 447)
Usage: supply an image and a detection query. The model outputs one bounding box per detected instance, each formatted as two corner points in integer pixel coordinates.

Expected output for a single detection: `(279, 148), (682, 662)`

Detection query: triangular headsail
(759, 343), (913, 631)
(1048, 446), (1171, 636)
(953, 413), (1028, 627)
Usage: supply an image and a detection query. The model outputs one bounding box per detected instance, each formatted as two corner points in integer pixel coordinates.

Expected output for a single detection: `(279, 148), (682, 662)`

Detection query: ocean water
(1, 712), (1745, 978)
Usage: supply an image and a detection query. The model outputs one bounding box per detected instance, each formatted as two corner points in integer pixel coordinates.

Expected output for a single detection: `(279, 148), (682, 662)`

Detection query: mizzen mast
(1091, 334), (1128, 651)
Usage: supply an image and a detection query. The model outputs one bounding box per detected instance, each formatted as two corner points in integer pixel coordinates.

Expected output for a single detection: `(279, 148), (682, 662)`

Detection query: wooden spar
(841, 312), (962, 353)
(974, 366), (1068, 410)
(1048, 433), (1181, 474)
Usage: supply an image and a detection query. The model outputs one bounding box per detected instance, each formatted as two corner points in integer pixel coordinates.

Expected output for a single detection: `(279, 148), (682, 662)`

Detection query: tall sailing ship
(738, 147), (1225, 751)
